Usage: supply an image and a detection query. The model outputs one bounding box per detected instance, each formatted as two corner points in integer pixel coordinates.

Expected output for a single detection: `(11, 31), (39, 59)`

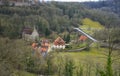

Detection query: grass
(14, 41), (119, 76)
(50, 47), (112, 76)
(80, 18), (104, 35)
(54, 47), (120, 67)
(53, 47), (110, 66)
(64, 43), (87, 51)
(19, 71), (37, 76)
(13, 70), (37, 76)
(81, 18), (104, 28)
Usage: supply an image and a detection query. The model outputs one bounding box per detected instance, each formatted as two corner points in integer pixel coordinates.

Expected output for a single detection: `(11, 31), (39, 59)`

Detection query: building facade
(53, 37), (66, 49)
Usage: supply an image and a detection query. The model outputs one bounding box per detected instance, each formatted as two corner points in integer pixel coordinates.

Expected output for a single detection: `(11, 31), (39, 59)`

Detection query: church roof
(23, 28), (32, 34)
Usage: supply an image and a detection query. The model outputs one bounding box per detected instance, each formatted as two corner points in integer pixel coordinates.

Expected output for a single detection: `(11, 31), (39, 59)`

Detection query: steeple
(32, 25), (38, 35)
(31, 25), (39, 41)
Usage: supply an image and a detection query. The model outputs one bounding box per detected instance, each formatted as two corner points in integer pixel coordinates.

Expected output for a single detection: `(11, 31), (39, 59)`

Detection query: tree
(45, 28), (51, 37)
(98, 28), (120, 76)
(64, 33), (70, 43)
(37, 17), (50, 34)
(2, 0), (9, 6)
(64, 58), (75, 76)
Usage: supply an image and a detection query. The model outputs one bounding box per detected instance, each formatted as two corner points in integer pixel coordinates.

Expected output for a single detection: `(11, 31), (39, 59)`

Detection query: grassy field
(12, 47), (120, 76)
(80, 18), (104, 35)
(11, 46), (120, 76)
(51, 47), (120, 76)
(53, 47), (107, 65)
(18, 71), (37, 76)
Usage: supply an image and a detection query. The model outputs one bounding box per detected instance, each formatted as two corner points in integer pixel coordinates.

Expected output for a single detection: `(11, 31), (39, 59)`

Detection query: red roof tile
(79, 35), (87, 41)
(54, 37), (65, 45)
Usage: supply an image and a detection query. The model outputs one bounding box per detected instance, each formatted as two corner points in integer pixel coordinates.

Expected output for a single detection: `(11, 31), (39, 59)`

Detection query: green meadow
(80, 18), (104, 35)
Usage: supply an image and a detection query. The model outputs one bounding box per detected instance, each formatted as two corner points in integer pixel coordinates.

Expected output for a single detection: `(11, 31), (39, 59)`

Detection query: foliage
(64, 58), (75, 76)
(0, 37), (119, 76)
(0, 38), (32, 75)
(93, 28), (120, 43)
(0, 1), (120, 76)
(83, 0), (120, 16)
(13, 70), (37, 76)
(76, 65), (83, 76)
(0, 2), (119, 39)
(63, 33), (70, 43)
(45, 28), (51, 36)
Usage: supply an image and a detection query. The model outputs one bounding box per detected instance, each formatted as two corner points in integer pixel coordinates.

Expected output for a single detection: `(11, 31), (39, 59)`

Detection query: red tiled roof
(79, 35), (87, 41)
(41, 39), (50, 52)
(54, 37), (65, 45)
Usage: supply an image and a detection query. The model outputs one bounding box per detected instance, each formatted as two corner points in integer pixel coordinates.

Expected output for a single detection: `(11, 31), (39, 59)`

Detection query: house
(74, 28), (97, 42)
(22, 26), (39, 41)
(79, 35), (87, 41)
(40, 39), (50, 52)
(53, 37), (65, 49)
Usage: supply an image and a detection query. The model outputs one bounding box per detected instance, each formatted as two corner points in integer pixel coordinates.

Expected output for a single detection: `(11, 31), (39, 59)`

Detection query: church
(22, 26), (39, 42)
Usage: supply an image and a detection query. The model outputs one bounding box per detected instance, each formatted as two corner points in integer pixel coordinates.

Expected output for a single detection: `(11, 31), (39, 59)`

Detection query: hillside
(83, 0), (120, 16)
(0, 2), (120, 39)
(0, 2), (120, 76)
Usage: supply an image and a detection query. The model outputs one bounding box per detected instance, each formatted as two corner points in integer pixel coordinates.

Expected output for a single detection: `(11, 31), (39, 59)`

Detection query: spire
(34, 25), (36, 31)
(33, 25), (38, 33)
(31, 25), (39, 39)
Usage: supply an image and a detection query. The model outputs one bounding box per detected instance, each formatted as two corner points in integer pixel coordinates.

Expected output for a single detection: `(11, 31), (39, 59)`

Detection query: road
(65, 47), (86, 52)
(74, 28), (98, 42)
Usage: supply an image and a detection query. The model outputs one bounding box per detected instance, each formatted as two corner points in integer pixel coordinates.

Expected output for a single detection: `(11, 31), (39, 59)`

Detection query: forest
(0, 0), (120, 39)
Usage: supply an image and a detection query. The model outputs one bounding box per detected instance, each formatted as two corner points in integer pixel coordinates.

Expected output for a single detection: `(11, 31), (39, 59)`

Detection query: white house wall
(53, 45), (65, 49)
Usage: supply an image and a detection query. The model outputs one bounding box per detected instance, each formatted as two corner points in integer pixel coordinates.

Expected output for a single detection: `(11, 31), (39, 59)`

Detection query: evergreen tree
(45, 28), (51, 37)
(64, 34), (70, 43)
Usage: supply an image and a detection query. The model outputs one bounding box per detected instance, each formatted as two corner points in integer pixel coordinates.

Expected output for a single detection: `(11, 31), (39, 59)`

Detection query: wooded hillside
(0, 1), (120, 39)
